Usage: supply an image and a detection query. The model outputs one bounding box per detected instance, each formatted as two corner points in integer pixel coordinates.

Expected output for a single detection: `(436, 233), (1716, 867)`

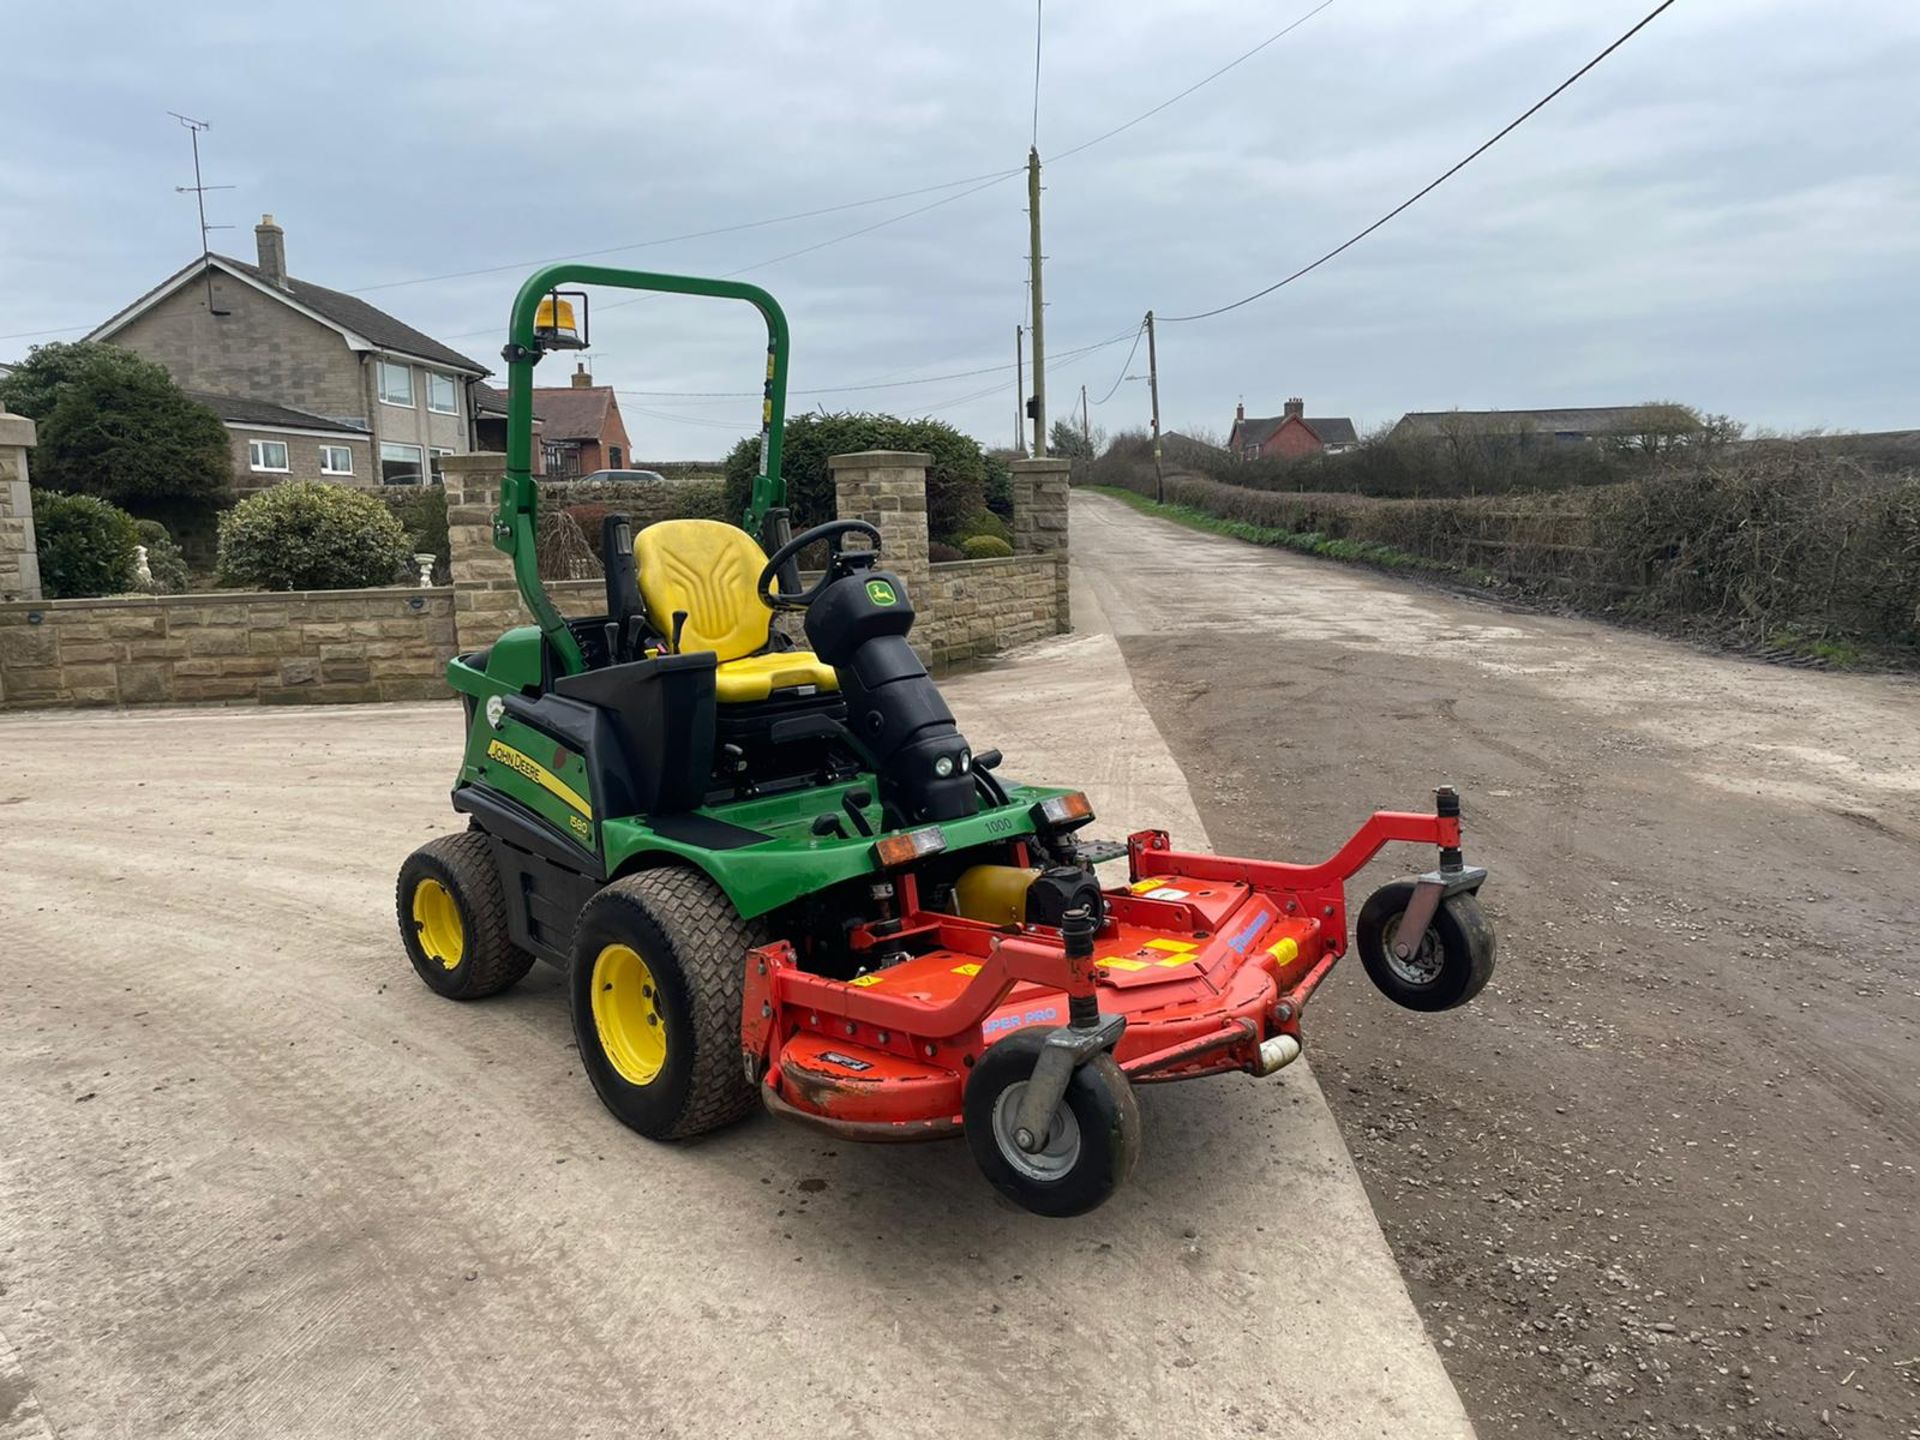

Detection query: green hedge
(217, 482), (411, 591)
(33, 491), (139, 598)
(961, 535), (1014, 559)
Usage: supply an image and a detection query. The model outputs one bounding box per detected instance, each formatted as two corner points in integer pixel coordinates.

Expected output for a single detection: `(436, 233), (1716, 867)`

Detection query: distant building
(87, 214), (489, 488)
(1229, 399), (1358, 460)
(530, 365), (634, 479)
(1388, 407), (1650, 445)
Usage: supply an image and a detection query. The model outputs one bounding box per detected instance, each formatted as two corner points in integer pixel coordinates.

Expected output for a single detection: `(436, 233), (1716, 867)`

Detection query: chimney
(571, 362), (593, 389)
(255, 214), (288, 289)
(1235, 401), (1246, 425)
(1284, 397), (1304, 420)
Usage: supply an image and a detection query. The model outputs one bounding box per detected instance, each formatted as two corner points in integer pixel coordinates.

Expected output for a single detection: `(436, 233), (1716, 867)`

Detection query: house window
(429, 447), (453, 484)
(248, 439), (289, 473)
(608, 445), (623, 469)
(427, 372), (457, 414)
(319, 445), (354, 476)
(380, 442), (424, 485)
(377, 361), (414, 407)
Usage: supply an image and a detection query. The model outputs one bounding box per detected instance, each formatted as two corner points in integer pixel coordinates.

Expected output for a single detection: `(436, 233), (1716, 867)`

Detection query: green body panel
(493, 265), (791, 679)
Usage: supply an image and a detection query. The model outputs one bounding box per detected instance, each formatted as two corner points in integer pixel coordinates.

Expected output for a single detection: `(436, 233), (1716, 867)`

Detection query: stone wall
(921, 556), (1064, 664)
(0, 588), (454, 707)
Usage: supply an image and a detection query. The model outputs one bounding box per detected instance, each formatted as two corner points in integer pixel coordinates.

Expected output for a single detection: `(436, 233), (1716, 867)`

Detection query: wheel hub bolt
(1014, 1127), (1036, 1151)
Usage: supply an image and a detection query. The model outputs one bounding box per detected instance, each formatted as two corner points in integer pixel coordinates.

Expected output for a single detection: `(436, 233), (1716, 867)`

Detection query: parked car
(577, 468), (667, 485)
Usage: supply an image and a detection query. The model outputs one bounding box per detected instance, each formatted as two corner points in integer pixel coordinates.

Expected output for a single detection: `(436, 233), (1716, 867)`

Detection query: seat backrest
(633, 519), (772, 664)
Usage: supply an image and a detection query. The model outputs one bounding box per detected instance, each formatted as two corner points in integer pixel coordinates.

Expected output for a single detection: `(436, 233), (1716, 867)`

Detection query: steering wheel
(758, 519), (883, 610)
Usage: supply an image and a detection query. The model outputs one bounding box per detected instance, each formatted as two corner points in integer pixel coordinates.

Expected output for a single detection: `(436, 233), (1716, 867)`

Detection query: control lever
(841, 787), (876, 838)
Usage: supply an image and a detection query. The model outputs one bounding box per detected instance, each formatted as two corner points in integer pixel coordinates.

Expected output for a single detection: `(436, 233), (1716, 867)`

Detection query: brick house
(87, 215), (489, 489)
(531, 365), (634, 478)
(1229, 399), (1359, 460)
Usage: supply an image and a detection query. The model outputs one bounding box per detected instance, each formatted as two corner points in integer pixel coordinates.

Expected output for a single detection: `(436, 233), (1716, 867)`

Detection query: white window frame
(248, 439), (290, 473)
(429, 447), (454, 484)
(380, 441), (425, 485)
(319, 444), (354, 476)
(377, 360), (415, 408)
(426, 371), (458, 414)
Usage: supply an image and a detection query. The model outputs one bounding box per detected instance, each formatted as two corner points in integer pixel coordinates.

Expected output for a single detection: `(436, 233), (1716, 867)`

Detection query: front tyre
(964, 1029), (1141, 1217)
(1355, 880), (1496, 1012)
(570, 867), (765, 1141)
(396, 833), (534, 999)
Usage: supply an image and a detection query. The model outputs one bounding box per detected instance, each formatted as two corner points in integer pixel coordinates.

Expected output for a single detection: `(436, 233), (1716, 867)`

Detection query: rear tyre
(396, 832), (535, 999)
(570, 867), (765, 1141)
(1355, 880), (1496, 1012)
(964, 1028), (1141, 1217)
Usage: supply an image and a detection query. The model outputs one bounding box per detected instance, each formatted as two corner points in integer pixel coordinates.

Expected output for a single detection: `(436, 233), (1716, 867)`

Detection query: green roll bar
(495, 264), (791, 675)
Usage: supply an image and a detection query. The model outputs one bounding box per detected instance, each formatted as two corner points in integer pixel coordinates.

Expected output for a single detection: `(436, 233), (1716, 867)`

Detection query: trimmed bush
(722, 413), (991, 542)
(950, 508), (1012, 545)
(216, 482), (411, 591)
(961, 535), (1014, 559)
(133, 518), (191, 594)
(33, 491), (139, 598)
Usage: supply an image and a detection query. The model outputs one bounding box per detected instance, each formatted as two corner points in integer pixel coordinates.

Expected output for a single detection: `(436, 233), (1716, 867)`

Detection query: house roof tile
(531, 386), (614, 441)
(187, 390), (368, 435)
(213, 255), (488, 375)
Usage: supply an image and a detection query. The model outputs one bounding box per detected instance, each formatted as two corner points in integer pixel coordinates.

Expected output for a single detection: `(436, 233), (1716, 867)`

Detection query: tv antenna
(170, 112), (233, 315)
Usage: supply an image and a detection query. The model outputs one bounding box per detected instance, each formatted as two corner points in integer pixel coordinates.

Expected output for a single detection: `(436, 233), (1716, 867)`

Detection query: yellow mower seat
(633, 519), (839, 704)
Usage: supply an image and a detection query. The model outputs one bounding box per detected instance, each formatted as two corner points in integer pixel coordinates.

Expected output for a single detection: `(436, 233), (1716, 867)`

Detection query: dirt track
(1073, 493), (1920, 1440)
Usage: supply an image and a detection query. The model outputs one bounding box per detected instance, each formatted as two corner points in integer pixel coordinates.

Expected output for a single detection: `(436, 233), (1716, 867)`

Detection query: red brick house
(1229, 399), (1358, 460)
(531, 364), (634, 477)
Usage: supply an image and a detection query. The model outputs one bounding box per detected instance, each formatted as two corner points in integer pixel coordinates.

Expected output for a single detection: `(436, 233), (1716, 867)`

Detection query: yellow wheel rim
(412, 878), (465, 971)
(592, 943), (668, 1087)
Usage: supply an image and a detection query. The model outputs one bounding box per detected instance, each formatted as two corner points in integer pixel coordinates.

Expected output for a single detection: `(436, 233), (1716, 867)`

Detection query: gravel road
(1073, 491), (1920, 1440)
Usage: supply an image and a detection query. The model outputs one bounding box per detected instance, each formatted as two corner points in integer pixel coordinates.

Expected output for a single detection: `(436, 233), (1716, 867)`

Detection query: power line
(1160, 0), (1679, 324)
(1091, 319), (1147, 405)
(1050, 0), (1338, 164)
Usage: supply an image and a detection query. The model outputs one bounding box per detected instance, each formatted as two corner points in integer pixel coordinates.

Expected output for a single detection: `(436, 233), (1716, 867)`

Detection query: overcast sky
(4, 0), (1916, 458)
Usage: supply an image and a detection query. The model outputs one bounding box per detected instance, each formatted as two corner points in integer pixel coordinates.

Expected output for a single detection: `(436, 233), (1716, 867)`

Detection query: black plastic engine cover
(804, 567), (977, 824)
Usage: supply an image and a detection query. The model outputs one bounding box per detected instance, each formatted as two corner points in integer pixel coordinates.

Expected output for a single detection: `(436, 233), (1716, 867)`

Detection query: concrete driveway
(0, 556), (1468, 1438)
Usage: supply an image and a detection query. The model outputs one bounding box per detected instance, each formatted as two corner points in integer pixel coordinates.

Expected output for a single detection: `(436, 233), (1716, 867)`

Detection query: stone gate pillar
(1011, 456), (1070, 633)
(0, 405), (42, 604)
(829, 450), (933, 653)
(440, 453), (527, 654)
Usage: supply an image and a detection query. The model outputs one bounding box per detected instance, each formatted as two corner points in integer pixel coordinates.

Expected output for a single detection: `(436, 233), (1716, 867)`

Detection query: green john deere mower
(396, 264), (1495, 1216)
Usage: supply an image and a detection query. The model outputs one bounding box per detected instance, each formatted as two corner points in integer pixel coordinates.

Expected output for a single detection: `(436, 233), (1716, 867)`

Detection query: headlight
(934, 755), (955, 778)
(957, 749), (972, 774)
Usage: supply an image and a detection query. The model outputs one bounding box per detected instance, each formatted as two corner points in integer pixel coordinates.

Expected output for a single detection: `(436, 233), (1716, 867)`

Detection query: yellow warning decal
(850, 973), (886, 987)
(1156, 956), (1194, 968)
(951, 963), (982, 977)
(1130, 877), (1172, 894)
(1144, 937), (1198, 954)
(1100, 956), (1150, 972)
(1268, 937), (1301, 965)
(485, 739), (592, 818)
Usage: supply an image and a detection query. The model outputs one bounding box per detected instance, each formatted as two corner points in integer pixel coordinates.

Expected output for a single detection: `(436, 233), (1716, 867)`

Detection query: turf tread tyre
(964, 1028), (1141, 1217)
(571, 867), (765, 1140)
(396, 832), (535, 999)
(1355, 880), (1496, 1012)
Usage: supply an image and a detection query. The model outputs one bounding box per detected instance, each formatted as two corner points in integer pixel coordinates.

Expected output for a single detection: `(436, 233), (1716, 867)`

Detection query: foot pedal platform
(1066, 837), (1129, 866)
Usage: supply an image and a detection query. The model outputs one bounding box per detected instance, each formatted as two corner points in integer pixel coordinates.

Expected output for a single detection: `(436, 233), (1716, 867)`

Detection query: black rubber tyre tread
(963, 1027), (1142, 1218)
(570, 867), (765, 1141)
(396, 832), (535, 1000)
(1355, 879), (1497, 1012)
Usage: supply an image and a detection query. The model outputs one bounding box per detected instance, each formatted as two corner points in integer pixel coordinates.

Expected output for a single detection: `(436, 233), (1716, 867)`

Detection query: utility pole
(1145, 310), (1163, 503)
(169, 112), (232, 316)
(1080, 383), (1090, 453)
(1027, 146), (1047, 457)
(1014, 323), (1027, 456)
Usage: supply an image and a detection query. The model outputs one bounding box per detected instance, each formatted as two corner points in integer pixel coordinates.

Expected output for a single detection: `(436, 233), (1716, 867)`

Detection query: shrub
(216, 482), (411, 590)
(379, 486), (450, 582)
(721, 412), (991, 541)
(928, 541), (966, 563)
(32, 491), (139, 598)
(133, 518), (191, 593)
(948, 508), (1012, 545)
(961, 535), (1014, 559)
(983, 450), (1016, 519)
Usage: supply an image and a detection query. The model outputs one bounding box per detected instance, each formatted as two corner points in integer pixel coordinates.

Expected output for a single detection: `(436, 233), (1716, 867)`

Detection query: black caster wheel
(1355, 880), (1496, 1012)
(964, 1028), (1141, 1217)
